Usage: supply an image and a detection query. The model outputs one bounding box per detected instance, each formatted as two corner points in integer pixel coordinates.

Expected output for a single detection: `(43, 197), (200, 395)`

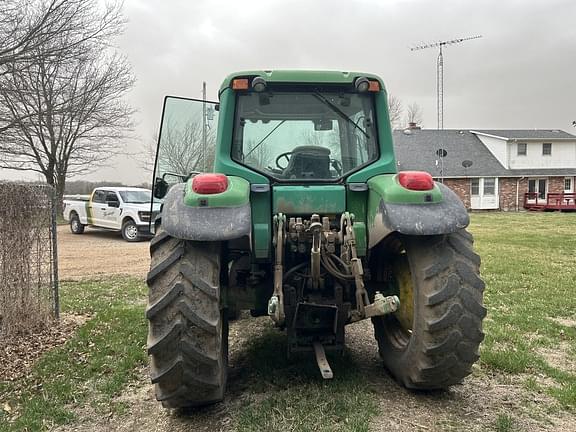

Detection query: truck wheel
(121, 219), (140, 242)
(70, 213), (85, 234)
(371, 230), (486, 389)
(146, 227), (228, 408)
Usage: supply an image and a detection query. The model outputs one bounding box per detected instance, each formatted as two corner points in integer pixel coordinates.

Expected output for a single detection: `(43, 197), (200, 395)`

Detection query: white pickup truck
(63, 187), (160, 242)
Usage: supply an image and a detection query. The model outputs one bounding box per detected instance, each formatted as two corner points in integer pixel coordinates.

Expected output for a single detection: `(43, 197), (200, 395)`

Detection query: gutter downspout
(516, 177), (525, 212)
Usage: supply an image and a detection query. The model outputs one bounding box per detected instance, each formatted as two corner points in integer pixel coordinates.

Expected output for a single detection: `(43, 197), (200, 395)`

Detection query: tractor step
(313, 342), (333, 379)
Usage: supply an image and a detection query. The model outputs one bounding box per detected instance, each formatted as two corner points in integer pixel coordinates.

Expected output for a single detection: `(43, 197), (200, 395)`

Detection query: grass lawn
(0, 212), (574, 431)
(472, 212), (576, 409)
(0, 279), (148, 431)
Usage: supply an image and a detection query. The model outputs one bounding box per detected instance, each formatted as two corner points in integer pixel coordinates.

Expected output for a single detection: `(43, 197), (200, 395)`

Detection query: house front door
(527, 178), (547, 204)
(470, 177), (499, 209)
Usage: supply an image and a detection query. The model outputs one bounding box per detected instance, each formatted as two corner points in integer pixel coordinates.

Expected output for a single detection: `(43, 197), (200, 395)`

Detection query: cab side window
(106, 192), (119, 203)
(92, 190), (106, 203)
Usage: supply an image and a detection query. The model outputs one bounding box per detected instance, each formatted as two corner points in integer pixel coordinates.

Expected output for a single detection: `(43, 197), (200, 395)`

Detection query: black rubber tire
(121, 219), (140, 242)
(70, 213), (85, 234)
(146, 227), (228, 408)
(371, 230), (486, 390)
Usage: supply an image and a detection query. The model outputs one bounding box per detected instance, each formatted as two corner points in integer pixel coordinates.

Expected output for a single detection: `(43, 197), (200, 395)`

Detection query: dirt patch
(53, 318), (575, 432)
(549, 317), (576, 328)
(347, 321), (569, 432)
(38, 229), (576, 430)
(0, 313), (88, 383)
(537, 342), (576, 374)
(53, 315), (265, 432)
(57, 226), (149, 280)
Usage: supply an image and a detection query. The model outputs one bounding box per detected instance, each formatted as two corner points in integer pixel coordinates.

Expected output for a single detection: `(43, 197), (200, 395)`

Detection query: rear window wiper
(313, 92), (369, 139)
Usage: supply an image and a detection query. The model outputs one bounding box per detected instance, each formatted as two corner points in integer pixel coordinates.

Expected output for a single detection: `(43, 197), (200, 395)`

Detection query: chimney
(408, 122), (421, 130)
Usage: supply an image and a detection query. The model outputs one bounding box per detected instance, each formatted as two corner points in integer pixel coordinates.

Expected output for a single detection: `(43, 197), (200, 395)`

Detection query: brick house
(393, 128), (576, 211)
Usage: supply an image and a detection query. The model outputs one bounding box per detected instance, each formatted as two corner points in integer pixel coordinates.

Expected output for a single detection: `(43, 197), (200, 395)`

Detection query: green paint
(183, 176), (250, 207)
(367, 175), (444, 245)
(214, 70), (397, 185)
(347, 91), (397, 182)
(353, 222), (367, 257)
(213, 88), (269, 184)
(251, 191), (271, 260)
(367, 174), (443, 204)
(210, 71), (422, 260)
(219, 70), (386, 92)
(272, 185), (346, 214)
(346, 189), (368, 256)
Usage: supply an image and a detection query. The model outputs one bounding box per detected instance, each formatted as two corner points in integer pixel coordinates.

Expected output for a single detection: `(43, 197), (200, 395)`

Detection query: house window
(483, 178), (496, 195)
(565, 177), (573, 193)
(542, 143), (552, 155)
(471, 178), (480, 196)
(517, 143), (527, 156)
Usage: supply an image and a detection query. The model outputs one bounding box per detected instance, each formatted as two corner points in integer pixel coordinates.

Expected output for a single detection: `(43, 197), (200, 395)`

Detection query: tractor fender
(161, 183), (251, 241)
(368, 183), (469, 248)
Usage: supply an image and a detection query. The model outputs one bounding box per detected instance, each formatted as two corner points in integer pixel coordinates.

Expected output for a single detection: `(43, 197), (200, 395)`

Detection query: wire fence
(0, 183), (59, 338)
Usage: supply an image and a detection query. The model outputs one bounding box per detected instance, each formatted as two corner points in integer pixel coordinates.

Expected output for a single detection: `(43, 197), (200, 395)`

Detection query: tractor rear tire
(146, 226), (228, 408)
(372, 230), (486, 390)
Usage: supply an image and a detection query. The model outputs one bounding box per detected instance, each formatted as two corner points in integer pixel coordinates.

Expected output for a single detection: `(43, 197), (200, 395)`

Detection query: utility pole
(411, 35), (482, 129)
(202, 81), (207, 172)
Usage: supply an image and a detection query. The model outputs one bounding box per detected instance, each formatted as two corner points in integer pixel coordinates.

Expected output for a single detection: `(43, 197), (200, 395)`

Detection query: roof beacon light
(398, 171), (434, 191)
(192, 173), (229, 194)
(354, 76), (370, 93)
(251, 76), (267, 92)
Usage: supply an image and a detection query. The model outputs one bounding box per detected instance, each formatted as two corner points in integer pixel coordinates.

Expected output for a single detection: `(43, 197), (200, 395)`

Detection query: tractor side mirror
(107, 200), (120, 208)
(154, 177), (169, 199)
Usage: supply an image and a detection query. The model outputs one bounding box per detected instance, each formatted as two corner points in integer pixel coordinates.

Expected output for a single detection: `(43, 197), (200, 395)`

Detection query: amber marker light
(232, 78), (249, 90)
(368, 80), (380, 92)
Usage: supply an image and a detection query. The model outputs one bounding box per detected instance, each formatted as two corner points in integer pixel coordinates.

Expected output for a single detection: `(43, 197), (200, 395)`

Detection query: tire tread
(146, 227), (227, 408)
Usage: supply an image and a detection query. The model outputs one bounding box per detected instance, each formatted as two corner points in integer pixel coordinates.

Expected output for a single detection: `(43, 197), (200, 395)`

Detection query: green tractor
(147, 70), (486, 408)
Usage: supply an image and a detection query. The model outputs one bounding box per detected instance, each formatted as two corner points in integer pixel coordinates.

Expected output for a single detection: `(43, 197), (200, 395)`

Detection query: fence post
(50, 186), (60, 319)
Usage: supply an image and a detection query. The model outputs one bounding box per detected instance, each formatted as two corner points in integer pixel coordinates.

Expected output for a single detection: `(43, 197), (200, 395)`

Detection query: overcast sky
(5, 0), (576, 184)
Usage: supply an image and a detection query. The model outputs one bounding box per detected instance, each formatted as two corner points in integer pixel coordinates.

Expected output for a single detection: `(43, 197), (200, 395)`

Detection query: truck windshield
(120, 190), (151, 203)
(231, 91), (378, 181)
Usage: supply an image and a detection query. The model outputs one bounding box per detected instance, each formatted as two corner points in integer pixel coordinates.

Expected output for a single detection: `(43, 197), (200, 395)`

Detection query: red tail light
(398, 171), (434, 191)
(192, 173), (228, 194)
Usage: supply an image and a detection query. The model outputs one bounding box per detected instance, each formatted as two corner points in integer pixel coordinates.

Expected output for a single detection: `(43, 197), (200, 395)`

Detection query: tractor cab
(147, 70), (485, 409)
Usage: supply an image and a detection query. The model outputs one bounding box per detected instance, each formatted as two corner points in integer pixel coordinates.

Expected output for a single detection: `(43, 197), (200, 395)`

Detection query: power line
(411, 35), (482, 129)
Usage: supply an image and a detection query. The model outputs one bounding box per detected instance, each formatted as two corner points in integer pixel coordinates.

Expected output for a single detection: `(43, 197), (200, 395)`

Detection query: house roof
(393, 129), (509, 177)
(471, 129), (576, 140)
(392, 129), (576, 178)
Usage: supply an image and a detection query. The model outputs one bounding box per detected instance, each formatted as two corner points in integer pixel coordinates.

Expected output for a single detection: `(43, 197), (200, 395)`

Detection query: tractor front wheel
(146, 227), (228, 408)
(371, 230), (486, 389)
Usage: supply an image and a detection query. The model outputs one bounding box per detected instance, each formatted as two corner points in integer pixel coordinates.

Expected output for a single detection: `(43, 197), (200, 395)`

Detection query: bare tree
(405, 102), (424, 127)
(153, 117), (216, 177)
(0, 0), (124, 74)
(243, 139), (272, 170)
(387, 94), (403, 130)
(0, 0), (133, 205)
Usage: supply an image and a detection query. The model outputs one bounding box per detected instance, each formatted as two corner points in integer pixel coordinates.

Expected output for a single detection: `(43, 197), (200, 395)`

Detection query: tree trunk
(54, 174), (66, 218)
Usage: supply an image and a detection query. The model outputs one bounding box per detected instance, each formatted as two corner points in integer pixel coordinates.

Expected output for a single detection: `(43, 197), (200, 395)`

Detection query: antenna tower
(411, 35), (482, 129)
